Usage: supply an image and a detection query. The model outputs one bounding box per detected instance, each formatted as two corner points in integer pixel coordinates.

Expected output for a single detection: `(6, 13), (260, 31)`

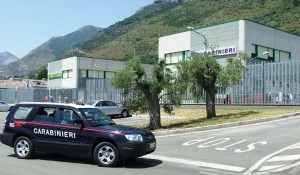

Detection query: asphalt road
(1, 111), (300, 174)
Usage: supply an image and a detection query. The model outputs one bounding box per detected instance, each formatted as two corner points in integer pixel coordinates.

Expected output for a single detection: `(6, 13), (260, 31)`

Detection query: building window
(62, 69), (73, 79)
(165, 51), (188, 65)
(251, 44), (291, 62)
(81, 70), (87, 78)
(105, 72), (115, 79)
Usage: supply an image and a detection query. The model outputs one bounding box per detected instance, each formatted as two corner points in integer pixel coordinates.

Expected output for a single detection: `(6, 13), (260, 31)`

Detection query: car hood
(91, 124), (149, 135)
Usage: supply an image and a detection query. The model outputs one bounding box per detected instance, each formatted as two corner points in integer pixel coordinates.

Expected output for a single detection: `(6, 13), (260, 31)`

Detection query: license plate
(149, 142), (155, 149)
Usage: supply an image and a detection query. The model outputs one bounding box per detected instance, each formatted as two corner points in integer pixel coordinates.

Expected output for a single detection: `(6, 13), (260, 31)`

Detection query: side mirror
(74, 119), (85, 128)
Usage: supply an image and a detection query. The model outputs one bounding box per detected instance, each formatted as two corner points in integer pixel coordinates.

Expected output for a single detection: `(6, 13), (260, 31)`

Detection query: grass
(135, 107), (300, 131)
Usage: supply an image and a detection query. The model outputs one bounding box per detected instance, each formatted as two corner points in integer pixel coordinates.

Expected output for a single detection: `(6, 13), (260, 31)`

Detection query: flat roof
(160, 18), (300, 38)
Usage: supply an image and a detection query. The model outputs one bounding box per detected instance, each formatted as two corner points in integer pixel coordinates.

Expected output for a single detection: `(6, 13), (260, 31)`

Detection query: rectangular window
(105, 72), (115, 79)
(33, 107), (56, 123)
(99, 71), (104, 78)
(88, 70), (98, 78)
(68, 70), (73, 78)
(13, 106), (34, 120)
(251, 44), (291, 62)
(165, 54), (171, 64)
(62, 69), (73, 78)
(280, 51), (289, 61)
(62, 71), (68, 79)
(82, 70), (87, 78)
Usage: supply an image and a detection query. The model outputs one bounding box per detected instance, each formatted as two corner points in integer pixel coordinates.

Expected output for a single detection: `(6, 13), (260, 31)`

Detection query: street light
(248, 51), (269, 64)
(187, 26), (208, 53)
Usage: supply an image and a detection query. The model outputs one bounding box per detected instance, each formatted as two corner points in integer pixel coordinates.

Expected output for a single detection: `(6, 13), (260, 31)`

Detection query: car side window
(106, 101), (116, 106)
(13, 107), (34, 120)
(33, 107), (56, 123)
(57, 108), (80, 126)
(96, 102), (101, 107)
(104, 102), (110, 106)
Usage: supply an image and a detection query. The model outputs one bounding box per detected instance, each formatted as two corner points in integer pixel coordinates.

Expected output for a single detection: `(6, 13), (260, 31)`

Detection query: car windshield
(86, 101), (96, 106)
(78, 108), (115, 126)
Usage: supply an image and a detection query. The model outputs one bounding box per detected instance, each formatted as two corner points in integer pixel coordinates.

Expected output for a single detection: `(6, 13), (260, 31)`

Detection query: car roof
(18, 102), (95, 109)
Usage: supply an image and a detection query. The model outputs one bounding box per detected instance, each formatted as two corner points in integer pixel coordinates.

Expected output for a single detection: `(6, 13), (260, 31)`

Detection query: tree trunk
(148, 95), (161, 130)
(205, 88), (216, 119)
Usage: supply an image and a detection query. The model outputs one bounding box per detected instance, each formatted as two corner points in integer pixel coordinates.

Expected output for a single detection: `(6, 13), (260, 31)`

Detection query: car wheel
(94, 142), (119, 167)
(121, 109), (128, 118)
(14, 136), (34, 159)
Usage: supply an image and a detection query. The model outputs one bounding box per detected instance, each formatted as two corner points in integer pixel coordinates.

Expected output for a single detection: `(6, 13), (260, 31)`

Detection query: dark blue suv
(0, 102), (156, 167)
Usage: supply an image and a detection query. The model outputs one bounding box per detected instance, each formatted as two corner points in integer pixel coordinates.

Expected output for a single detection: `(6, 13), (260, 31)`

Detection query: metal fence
(1, 60), (300, 105)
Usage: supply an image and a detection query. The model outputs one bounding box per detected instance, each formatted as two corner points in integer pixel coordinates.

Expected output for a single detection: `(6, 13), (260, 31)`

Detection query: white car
(86, 100), (130, 118)
(87, 100), (131, 118)
(0, 101), (14, 112)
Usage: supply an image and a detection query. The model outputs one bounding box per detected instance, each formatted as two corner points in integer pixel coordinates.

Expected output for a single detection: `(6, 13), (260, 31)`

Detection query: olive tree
(111, 57), (184, 130)
(177, 53), (247, 118)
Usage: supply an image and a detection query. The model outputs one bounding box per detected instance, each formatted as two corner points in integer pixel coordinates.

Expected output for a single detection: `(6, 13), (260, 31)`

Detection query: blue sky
(0, 0), (153, 58)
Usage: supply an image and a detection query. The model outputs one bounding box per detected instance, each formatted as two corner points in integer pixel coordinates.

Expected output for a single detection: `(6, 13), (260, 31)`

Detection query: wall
(61, 57), (78, 88)
(49, 57), (154, 89)
(243, 20), (300, 61)
(159, 31), (191, 59)
(48, 60), (62, 88)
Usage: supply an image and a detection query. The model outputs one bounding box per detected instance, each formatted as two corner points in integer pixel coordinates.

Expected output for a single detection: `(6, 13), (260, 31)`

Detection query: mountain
(0, 52), (19, 68)
(76, 0), (300, 64)
(2, 25), (102, 77)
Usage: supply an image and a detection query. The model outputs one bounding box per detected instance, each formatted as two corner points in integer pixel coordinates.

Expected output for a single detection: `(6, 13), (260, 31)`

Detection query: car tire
(14, 136), (34, 159)
(94, 142), (119, 167)
(121, 109), (128, 118)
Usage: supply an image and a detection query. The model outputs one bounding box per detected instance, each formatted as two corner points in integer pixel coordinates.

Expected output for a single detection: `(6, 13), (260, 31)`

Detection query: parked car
(86, 100), (130, 118)
(0, 102), (156, 167)
(0, 101), (14, 112)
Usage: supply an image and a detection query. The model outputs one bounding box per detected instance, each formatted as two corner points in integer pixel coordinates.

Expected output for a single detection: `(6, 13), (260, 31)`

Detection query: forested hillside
(75, 0), (299, 64)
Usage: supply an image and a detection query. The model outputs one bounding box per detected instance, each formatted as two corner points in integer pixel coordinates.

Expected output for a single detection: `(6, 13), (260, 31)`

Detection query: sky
(0, 0), (153, 58)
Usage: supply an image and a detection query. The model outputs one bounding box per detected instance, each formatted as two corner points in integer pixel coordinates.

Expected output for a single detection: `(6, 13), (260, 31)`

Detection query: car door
(106, 101), (120, 116)
(53, 108), (90, 154)
(95, 101), (111, 115)
(26, 106), (58, 151)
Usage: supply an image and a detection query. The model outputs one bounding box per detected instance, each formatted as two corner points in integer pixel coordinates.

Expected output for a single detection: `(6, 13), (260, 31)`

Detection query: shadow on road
(7, 153), (162, 168)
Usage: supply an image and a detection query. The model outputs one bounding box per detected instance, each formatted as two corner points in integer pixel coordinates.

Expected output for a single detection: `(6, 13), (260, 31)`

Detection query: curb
(153, 112), (300, 136)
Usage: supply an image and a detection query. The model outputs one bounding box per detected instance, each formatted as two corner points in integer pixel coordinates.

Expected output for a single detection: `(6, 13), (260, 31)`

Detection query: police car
(0, 102), (156, 167)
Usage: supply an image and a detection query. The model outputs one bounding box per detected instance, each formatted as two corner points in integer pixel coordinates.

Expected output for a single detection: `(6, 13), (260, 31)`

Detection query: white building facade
(48, 57), (153, 89)
(159, 19), (300, 68)
(158, 19), (300, 104)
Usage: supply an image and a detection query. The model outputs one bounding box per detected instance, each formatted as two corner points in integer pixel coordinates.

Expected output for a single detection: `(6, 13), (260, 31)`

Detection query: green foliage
(177, 55), (222, 97)
(218, 52), (247, 88)
(81, 0), (299, 63)
(122, 92), (149, 114)
(112, 56), (185, 129)
(28, 67), (48, 80)
(177, 54), (246, 118)
(36, 67), (48, 80)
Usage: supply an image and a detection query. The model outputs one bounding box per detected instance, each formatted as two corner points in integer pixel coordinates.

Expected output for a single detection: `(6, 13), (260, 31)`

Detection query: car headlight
(125, 134), (143, 142)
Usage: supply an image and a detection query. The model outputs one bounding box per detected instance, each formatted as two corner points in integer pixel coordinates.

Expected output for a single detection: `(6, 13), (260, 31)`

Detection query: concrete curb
(153, 112), (300, 136)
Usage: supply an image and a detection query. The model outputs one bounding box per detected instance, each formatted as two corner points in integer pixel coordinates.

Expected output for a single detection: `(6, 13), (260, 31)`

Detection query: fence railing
(1, 60), (300, 105)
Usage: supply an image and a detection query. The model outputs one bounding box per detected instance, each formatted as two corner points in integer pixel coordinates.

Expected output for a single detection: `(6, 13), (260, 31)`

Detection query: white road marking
(270, 160), (300, 172)
(267, 154), (300, 162)
(198, 171), (218, 175)
(143, 154), (245, 172)
(258, 165), (284, 171)
(244, 142), (300, 174)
